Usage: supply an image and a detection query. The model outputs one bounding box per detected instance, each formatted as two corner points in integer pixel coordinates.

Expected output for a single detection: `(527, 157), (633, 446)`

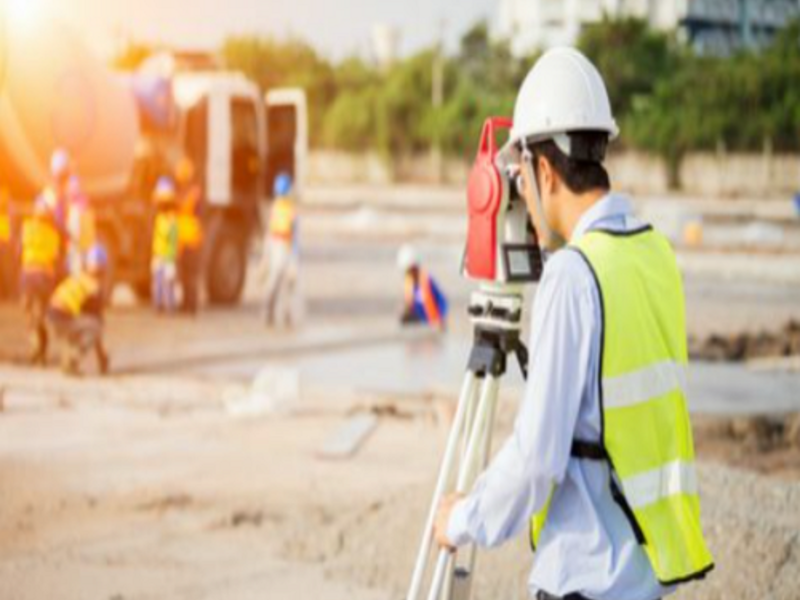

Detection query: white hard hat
(396, 244), (419, 271)
(509, 48), (618, 152)
(50, 148), (71, 179)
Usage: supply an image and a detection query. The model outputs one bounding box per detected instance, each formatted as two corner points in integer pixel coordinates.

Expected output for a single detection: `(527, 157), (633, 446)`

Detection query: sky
(48, 0), (498, 60)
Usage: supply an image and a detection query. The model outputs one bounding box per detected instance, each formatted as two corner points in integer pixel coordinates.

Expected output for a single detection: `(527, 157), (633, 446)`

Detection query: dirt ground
(1, 200), (800, 599)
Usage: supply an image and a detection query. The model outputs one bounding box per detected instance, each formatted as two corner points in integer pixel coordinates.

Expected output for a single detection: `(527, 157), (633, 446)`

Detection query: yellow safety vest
(269, 197), (295, 240)
(0, 214), (10, 244)
(530, 226), (714, 586)
(51, 272), (99, 316)
(152, 212), (179, 261)
(21, 218), (61, 272)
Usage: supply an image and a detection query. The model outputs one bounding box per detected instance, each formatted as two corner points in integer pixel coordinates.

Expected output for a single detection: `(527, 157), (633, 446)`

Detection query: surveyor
(396, 244), (448, 331)
(47, 244), (110, 376)
(19, 192), (62, 365)
(151, 177), (179, 313)
(433, 48), (714, 600)
(262, 172), (299, 327)
(175, 158), (203, 315)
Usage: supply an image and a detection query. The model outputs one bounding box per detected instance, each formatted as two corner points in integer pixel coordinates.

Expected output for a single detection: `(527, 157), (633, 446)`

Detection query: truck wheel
(206, 225), (247, 305)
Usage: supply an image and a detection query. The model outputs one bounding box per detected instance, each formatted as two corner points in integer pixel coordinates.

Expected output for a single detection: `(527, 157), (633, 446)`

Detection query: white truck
(0, 11), (307, 304)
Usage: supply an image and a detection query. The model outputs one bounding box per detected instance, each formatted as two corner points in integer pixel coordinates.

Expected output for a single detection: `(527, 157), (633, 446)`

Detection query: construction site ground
(1, 188), (799, 599)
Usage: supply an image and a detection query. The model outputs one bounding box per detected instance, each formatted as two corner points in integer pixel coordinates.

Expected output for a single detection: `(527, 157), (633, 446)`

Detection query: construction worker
(151, 177), (179, 313)
(0, 187), (14, 300)
(434, 48), (714, 600)
(175, 158), (203, 315)
(65, 175), (97, 274)
(47, 244), (110, 376)
(396, 244), (448, 331)
(262, 172), (299, 327)
(19, 192), (62, 365)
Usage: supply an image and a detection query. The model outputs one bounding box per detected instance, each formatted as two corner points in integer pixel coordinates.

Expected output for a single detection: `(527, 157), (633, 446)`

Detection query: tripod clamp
(466, 290), (529, 381)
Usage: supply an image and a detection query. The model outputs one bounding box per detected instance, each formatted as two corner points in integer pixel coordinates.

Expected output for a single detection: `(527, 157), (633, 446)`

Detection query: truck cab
(119, 69), (307, 305)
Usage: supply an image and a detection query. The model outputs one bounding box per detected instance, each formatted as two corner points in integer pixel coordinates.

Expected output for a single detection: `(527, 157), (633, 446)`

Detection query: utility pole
(431, 19), (445, 185)
(739, 0), (753, 50)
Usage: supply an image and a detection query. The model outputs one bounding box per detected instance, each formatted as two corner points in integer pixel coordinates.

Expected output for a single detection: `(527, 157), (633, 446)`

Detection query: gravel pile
(280, 463), (800, 600)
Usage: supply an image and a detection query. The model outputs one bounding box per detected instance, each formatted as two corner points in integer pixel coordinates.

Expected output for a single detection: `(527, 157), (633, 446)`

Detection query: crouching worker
(20, 193), (62, 365)
(47, 245), (110, 376)
(397, 244), (448, 331)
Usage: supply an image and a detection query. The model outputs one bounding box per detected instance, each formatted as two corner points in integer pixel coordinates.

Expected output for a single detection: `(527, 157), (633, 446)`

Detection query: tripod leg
(427, 375), (500, 600)
(441, 375), (493, 600)
(407, 371), (480, 600)
(455, 376), (501, 599)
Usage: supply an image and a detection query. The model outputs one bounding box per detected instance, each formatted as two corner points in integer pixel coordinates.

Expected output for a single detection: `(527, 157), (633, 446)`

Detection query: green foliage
(578, 16), (678, 119)
(115, 15), (800, 176)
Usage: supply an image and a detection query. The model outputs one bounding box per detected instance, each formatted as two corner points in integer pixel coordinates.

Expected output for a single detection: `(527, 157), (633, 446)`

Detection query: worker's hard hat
(396, 244), (419, 271)
(50, 148), (72, 180)
(273, 172), (293, 198)
(85, 244), (108, 273)
(175, 157), (195, 185)
(507, 48), (618, 156)
(153, 176), (176, 205)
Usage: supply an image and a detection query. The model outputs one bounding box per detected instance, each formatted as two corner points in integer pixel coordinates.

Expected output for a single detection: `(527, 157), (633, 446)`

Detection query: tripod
(407, 285), (528, 600)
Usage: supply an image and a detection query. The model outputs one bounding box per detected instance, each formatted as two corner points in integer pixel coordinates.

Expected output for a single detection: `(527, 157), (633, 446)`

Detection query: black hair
(526, 131), (611, 195)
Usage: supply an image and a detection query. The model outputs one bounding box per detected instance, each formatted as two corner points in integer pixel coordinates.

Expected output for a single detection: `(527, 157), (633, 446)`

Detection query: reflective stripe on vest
(530, 226), (714, 586)
(51, 273), (98, 316)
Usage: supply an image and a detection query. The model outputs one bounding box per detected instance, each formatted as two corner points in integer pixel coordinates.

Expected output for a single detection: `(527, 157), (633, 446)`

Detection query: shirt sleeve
(447, 249), (599, 548)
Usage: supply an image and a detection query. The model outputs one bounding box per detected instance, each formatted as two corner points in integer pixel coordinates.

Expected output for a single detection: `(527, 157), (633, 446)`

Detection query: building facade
(497, 0), (800, 55)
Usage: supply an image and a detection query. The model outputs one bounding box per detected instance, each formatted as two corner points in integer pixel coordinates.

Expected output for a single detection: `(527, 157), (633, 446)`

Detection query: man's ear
(537, 155), (558, 196)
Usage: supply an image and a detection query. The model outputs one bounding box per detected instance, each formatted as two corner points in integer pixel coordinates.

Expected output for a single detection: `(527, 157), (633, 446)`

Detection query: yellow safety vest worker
(530, 226), (714, 586)
(269, 197), (295, 241)
(51, 273), (99, 317)
(152, 212), (179, 262)
(21, 218), (61, 272)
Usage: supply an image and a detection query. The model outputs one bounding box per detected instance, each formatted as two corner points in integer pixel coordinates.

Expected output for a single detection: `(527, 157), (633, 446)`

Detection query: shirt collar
(570, 193), (634, 243)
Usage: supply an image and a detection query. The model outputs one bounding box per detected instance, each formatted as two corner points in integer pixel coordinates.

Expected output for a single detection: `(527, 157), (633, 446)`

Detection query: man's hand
(434, 492), (464, 551)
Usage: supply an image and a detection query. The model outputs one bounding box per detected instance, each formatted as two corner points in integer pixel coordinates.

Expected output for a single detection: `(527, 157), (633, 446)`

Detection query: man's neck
(560, 188), (608, 241)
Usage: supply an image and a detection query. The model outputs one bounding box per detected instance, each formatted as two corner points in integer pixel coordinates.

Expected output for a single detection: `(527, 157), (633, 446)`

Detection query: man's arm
(440, 251), (598, 549)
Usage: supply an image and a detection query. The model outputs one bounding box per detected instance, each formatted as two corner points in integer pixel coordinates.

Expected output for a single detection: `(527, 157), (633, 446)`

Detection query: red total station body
(465, 117), (513, 282)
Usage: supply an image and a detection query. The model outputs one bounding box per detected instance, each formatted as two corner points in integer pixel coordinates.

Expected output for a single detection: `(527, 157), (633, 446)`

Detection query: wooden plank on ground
(317, 413), (379, 460)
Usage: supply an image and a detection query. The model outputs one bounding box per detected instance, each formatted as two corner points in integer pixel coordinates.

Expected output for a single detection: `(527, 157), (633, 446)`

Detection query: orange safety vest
(404, 269), (443, 327)
(51, 272), (100, 316)
(269, 197), (295, 241)
(178, 213), (203, 250)
(21, 217), (61, 272)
